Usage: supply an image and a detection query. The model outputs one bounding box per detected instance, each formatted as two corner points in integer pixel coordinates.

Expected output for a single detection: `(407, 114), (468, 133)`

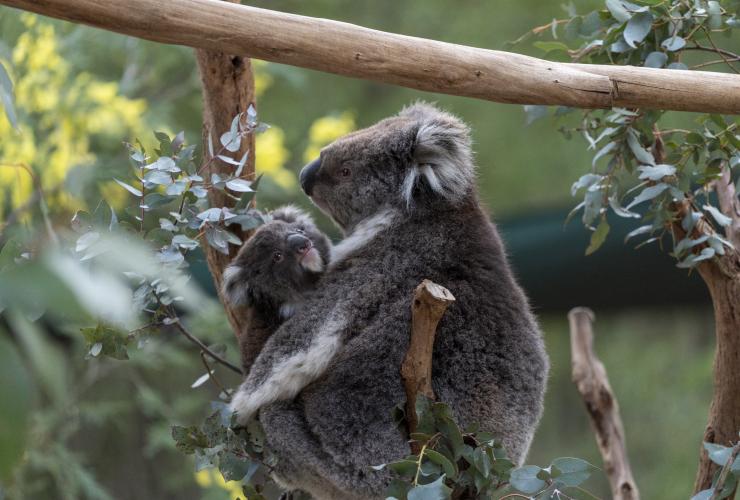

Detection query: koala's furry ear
(271, 205), (315, 228)
(398, 102), (475, 206)
(221, 265), (252, 306)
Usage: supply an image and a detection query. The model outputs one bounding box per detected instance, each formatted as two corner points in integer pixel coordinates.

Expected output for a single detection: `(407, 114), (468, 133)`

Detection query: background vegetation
(0, 1), (736, 498)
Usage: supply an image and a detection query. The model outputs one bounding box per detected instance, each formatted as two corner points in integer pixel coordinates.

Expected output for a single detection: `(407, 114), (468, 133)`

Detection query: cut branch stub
(568, 307), (640, 500)
(401, 279), (455, 447)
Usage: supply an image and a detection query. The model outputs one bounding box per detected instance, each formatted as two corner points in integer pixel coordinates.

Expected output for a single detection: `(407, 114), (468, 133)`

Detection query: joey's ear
(271, 205), (315, 228)
(399, 102), (475, 206)
(221, 265), (252, 306)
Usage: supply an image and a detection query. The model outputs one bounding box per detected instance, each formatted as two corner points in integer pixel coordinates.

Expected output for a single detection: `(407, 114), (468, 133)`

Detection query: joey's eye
(340, 167), (351, 177)
(273, 251), (283, 263)
(295, 228), (305, 234)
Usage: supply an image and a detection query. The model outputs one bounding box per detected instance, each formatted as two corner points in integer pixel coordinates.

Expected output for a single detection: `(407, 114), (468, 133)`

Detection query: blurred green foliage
(0, 0), (733, 498)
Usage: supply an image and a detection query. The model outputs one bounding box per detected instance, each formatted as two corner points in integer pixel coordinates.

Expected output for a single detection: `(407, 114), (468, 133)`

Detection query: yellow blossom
(303, 112), (355, 162)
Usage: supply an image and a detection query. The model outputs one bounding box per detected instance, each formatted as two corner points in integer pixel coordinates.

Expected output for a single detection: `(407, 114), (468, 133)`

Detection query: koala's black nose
(287, 233), (311, 255)
(299, 157), (321, 196)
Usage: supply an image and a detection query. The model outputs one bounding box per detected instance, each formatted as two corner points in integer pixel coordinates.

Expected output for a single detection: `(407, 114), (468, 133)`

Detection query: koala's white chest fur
(330, 208), (398, 267)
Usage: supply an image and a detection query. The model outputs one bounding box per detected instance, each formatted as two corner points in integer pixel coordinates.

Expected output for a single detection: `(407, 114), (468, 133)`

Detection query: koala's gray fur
(222, 206), (331, 374)
(233, 103), (549, 500)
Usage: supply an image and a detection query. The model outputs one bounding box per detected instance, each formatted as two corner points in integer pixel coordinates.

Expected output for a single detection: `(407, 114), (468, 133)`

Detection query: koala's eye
(273, 251), (283, 263)
(340, 167), (351, 177)
(295, 228), (305, 234)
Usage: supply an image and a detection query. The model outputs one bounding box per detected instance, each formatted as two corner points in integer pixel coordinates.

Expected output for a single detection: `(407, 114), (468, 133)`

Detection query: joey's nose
(287, 233), (311, 255)
(300, 157), (321, 196)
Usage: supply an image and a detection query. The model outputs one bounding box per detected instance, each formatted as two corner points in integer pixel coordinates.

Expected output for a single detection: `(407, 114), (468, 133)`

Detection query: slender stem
(698, 29), (740, 74)
(684, 44), (740, 61)
(691, 58), (740, 70)
(170, 313), (243, 375)
(412, 442), (428, 486)
(499, 494), (533, 499)
(200, 351), (233, 397)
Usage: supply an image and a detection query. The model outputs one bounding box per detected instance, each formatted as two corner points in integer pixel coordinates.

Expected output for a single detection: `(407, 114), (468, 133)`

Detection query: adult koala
(233, 103), (549, 499)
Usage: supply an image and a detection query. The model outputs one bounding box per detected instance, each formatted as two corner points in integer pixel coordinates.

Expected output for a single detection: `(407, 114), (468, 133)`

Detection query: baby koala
(222, 205), (331, 375)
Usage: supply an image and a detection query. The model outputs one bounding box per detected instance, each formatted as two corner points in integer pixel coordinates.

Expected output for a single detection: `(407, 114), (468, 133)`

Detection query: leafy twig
(699, 28), (740, 74)
(709, 441), (740, 500)
(200, 351), (233, 397)
(169, 312), (243, 375)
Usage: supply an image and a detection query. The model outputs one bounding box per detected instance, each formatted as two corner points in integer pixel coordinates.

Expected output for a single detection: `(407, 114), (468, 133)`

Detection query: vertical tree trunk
(694, 254), (740, 493)
(193, 10), (256, 351)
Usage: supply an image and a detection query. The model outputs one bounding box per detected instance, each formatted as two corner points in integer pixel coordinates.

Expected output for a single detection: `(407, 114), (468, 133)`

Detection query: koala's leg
(230, 306), (348, 424)
(259, 311), (411, 500)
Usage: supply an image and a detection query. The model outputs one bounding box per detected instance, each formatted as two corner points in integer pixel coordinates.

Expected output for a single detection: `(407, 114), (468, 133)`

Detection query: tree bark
(194, 18), (256, 359)
(568, 308), (640, 500)
(3, 0), (740, 113)
(401, 280), (455, 452)
(693, 254), (740, 493)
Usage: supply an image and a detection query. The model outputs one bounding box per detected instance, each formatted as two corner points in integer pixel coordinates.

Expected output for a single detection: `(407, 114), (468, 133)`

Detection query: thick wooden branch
(3, 0), (740, 113)
(401, 280), (455, 446)
(568, 307), (640, 500)
(194, 8), (257, 356)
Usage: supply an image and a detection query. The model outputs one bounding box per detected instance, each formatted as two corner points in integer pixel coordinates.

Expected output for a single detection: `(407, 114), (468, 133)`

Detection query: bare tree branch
(401, 280), (455, 452)
(568, 307), (640, 500)
(2, 0), (740, 113)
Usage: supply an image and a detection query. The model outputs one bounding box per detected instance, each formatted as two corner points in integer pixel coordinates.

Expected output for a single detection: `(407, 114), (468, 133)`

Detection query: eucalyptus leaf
(510, 465), (546, 494)
(661, 36), (686, 51)
(606, 0), (632, 22)
(226, 178), (254, 192)
(407, 475), (451, 500)
(624, 11), (653, 47)
(627, 130), (655, 165)
(625, 183), (669, 209)
(703, 205), (732, 227)
(114, 178), (143, 197)
(637, 164), (675, 181)
(644, 51), (668, 68)
(586, 219), (610, 255)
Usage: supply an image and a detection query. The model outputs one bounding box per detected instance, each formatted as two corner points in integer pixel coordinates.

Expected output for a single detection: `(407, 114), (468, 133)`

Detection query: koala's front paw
(229, 388), (259, 425)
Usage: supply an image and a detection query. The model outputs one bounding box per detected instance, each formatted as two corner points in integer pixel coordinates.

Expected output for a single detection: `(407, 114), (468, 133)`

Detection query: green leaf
(0, 61), (18, 129)
(533, 41), (570, 54)
(627, 130), (655, 165)
(144, 170), (173, 186)
(637, 164), (675, 181)
(171, 425), (208, 454)
(625, 224), (653, 242)
(644, 51), (667, 68)
(425, 450), (457, 480)
(407, 475), (452, 500)
(625, 183), (669, 210)
(608, 195), (640, 218)
(551, 457), (597, 487)
(691, 489), (714, 500)
(703, 442), (734, 467)
(225, 178), (254, 192)
(510, 465), (546, 494)
(661, 36), (686, 51)
(606, 0), (632, 22)
(707, 1), (723, 29)
(387, 459), (420, 479)
(0, 334), (32, 482)
(586, 218), (610, 255)
(523, 105), (549, 126)
(624, 11), (653, 47)
(219, 451), (252, 482)
(703, 205), (732, 227)
(114, 178), (143, 197)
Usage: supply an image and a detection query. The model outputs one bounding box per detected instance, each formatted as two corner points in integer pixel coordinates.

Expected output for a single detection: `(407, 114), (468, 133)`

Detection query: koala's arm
(229, 302), (348, 424)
